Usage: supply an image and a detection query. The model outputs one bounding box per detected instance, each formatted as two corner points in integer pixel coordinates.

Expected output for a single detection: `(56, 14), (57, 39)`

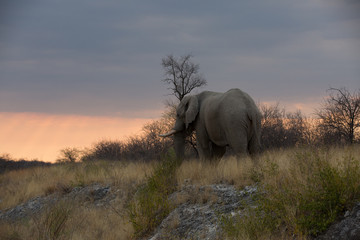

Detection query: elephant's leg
(197, 145), (212, 160)
(211, 143), (226, 160)
(196, 127), (212, 160)
(248, 134), (261, 156)
(227, 129), (248, 158)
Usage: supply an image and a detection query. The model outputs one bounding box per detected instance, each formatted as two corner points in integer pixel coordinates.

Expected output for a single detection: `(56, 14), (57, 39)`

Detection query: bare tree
(316, 87), (360, 144)
(57, 147), (81, 163)
(82, 140), (123, 161)
(142, 119), (173, 159)
(161, 54), (206, 158)
(161, 54), (207, 101)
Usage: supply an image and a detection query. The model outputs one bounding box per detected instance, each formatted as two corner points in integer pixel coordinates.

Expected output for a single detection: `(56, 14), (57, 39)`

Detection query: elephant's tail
(247, 111), (261, 155)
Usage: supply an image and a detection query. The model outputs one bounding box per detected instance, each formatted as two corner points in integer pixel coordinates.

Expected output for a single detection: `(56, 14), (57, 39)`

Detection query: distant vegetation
(50, 87), (359, 164)
(78, 118), (174, 162)
(0, 154), (51, 174)
(3, 86), (358, 167)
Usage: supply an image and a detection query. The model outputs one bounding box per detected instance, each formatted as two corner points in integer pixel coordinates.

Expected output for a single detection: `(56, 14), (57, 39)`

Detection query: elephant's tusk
(159, 129), (178, 137)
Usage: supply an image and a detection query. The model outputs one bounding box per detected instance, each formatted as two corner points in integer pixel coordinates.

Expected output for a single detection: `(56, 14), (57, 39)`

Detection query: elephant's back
(225, 88), (255, 104)
(201, 88), (258, 122)
(217, 89), (259, 131)
(219, 89), (255, 111)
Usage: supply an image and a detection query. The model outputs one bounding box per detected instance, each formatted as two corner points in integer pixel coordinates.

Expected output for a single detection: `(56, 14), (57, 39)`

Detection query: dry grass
(0, 161), (153, 210)
(176, 156), (256, 188)
(68, 206), (133, 240)
(0, 200), (133, 240)
(257, 145), (360, 195)
(0, 160), (154, 240)
(1, 145), (359, 239)
(220, 145), (360, 239)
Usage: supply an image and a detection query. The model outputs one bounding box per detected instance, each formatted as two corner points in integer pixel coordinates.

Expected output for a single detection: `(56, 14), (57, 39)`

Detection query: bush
(80, 119), (173, 162)
(260, 104), (311, 150)
(0, 154), (51, 173)
(34, 201), (73, 240)
(127, 150), (179, 238)
(81, 140), (123, 161)
(221, 147), (360, 239)
(295, 152), (360, 235)
(57, 148), (81, 163)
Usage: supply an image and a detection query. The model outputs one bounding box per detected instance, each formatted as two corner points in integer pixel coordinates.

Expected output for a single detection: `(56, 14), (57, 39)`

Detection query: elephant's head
(159, 95), (199, 159)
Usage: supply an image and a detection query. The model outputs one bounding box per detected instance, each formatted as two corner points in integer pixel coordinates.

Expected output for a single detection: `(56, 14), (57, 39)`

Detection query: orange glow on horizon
(0, 112), (154, 162)
(260, 100), (319, 116)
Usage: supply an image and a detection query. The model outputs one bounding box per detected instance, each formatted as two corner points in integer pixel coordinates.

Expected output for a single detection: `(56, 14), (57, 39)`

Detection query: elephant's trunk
(159, 118), (186, 160)
(174, 131), (185, 160)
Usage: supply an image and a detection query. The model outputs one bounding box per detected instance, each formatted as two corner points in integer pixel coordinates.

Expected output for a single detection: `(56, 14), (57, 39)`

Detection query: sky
(1, 0), (359, 162)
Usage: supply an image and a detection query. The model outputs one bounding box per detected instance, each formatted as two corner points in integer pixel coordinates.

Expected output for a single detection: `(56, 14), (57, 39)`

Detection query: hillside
(1, 146), (360, 239)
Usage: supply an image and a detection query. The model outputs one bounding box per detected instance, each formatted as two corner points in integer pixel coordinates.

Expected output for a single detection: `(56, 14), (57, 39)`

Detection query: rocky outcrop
(0, 184), (113, 222)
(0, 195), (55, 222)
(149, 184), (258, 240)
(149, 183), (360, 240)
(316, 203), (360, 240)
(2, 182), (360, 240)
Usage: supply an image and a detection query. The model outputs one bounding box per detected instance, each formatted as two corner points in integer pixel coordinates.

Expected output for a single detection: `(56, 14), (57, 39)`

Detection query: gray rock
(0, 184), (112, 222)
(151, 184), (360, 240)
(149, 184), (258, 240)
(0, 195), (56, 222)
(316, 203), (360, 240)
(92, 185), (110, 201)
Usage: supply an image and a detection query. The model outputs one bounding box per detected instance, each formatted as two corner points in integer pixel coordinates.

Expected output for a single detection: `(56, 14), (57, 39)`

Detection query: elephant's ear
(184, 95), (199, 129)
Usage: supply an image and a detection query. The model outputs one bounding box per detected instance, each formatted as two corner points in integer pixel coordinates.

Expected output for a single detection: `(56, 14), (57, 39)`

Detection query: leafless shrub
(81, 118), (173, 162)
(316, 87), (360, 144)
(260, 103), (287, 149)
(260, 103), (313, 149)
(57, 148), (81, 163)
(81, 140), (123, 161)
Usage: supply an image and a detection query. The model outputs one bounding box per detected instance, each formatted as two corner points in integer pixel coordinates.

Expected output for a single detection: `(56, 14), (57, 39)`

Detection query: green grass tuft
(221, 147), (360, 239)
(127, 149), (180, 238)
(296, 151), (360, 235)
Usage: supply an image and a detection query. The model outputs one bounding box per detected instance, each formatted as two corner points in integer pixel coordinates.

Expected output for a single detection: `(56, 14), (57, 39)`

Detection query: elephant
(159, 88), (262, 160)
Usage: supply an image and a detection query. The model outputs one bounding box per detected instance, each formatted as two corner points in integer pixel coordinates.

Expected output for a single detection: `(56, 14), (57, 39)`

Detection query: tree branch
(161, 54), (207, 101)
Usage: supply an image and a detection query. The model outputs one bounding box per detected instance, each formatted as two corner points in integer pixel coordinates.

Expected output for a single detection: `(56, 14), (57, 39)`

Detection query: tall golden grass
(0, 145), (359, 239)
(176, 156), (255, 187)
(0, 161), (153, 240)
(220, 145), (360, 239)
(0, 161), (153, 210)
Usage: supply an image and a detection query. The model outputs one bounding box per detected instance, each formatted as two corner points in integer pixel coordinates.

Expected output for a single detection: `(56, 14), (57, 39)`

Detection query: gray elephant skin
(160, 88), (261, 160)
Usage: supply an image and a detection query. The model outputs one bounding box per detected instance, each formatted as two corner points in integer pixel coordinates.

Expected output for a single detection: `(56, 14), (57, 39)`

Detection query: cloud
(0, 0), (359, 118)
